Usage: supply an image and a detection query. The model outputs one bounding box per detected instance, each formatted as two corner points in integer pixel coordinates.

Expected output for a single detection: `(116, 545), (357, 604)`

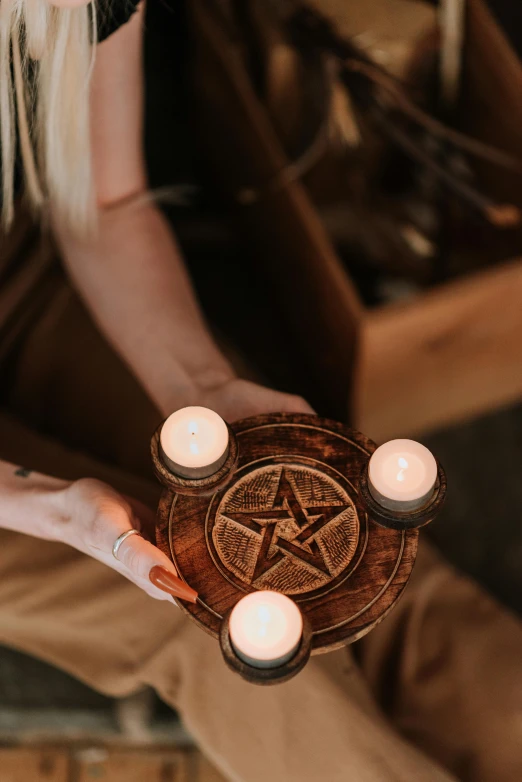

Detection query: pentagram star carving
(222, 468), (349, 584)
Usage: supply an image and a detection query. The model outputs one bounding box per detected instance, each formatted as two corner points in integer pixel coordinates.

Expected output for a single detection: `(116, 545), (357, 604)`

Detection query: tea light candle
(229, 591), (303, 669)
(368, 439), (437, 512)
(160, 406), (229, 479)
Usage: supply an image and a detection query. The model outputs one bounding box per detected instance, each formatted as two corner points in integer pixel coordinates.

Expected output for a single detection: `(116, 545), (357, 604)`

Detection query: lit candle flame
(229, 591), (303, 668)
(397, 456), (409, 482)
(160, 407), (229, 477)
(257, 606), (272, 623)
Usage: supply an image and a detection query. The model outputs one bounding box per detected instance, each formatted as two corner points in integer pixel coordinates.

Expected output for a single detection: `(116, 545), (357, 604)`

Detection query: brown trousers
(0, 229), (521, 782)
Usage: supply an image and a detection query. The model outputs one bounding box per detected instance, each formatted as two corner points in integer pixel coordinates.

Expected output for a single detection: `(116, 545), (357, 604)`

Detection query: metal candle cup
(368, 439), (438, 512)
(160, 406), (229, 479)
(229, 591), (303, 669)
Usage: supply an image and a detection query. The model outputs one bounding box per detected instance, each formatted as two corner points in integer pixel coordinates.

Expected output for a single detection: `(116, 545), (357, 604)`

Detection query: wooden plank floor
(0, 747), (228, 782)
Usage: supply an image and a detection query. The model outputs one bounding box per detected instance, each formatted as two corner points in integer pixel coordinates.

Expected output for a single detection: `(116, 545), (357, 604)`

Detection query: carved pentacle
(209, 463), (359, 595)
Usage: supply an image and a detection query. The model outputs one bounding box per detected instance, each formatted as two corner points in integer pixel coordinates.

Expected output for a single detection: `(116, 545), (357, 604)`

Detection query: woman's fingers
(88, 490), (138, 551)
(64, 478), (197, 603)
(201, 378), (316, 421)
(116, 532), (197, 603)
(116, 531), (174, 580)
(276, 393), (315, 415)
(124, 495), (157, 542)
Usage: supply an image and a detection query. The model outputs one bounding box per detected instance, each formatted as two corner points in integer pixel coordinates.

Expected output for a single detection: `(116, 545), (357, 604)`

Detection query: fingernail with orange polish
(149, 566), (198, 603)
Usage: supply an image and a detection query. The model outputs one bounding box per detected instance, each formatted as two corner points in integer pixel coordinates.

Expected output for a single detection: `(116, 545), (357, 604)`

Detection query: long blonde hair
(0, 0), (96, 232)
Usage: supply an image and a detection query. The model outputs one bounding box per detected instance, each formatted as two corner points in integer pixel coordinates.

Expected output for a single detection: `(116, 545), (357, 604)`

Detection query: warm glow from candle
(368, 439), (437, 511)
(160, 407), (229, 478)
(229, 591), (303, 669)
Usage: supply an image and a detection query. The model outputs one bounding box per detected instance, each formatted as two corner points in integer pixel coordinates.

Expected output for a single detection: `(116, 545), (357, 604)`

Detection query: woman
(0, 1), (520, 780)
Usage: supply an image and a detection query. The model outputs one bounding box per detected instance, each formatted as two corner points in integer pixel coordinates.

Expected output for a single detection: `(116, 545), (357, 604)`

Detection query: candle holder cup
(151, 422), (239, 497)
(358, 461), (447, 531)
(152, 413), (445, 685)
(220, 609), (313, 686)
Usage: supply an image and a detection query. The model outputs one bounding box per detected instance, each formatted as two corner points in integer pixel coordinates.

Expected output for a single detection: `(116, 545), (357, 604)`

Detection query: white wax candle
(368, 439), (437, 512)
(229, 591), (303, 669)
(160, 406), (229, 479)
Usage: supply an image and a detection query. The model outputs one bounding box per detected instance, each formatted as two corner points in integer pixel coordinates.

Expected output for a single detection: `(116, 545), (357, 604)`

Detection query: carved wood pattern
(210, 461), (360, 594)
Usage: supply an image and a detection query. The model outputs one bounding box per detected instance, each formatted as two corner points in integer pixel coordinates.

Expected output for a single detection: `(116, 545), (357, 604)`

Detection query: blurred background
(2, 0), (522, 779)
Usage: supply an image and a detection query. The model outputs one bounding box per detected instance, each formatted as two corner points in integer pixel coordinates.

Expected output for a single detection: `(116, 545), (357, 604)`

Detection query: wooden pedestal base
(153, 413), (445, 684)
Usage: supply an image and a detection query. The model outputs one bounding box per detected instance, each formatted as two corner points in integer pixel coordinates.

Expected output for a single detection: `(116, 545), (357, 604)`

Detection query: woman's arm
(55, 5), (311, 420)
(55, 5), (233, 416)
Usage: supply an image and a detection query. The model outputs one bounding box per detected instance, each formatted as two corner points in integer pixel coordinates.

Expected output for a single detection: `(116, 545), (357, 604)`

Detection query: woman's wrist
(157, 362), (237, 419)
(0, 461), (71, 541)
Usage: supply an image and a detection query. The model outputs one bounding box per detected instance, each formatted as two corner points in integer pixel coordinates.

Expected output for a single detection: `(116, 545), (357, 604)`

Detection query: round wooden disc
(155, 413), (419, 654)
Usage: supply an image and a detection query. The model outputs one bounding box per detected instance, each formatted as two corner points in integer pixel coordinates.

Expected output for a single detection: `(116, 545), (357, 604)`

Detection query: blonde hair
(0, 0), (96, 232)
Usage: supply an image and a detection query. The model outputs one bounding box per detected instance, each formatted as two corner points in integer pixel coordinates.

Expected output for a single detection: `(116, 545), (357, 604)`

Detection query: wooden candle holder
(152, 413), (446, 685)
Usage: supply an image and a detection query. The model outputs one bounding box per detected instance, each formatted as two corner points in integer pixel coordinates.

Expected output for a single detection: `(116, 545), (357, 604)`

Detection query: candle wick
(257, 606), (272, 623)
(397, 456), (409, 482)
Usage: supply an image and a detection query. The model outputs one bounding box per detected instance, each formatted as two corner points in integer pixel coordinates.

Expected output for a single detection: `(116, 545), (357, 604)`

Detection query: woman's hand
(49, 381), (312, 603)
(52, 478), (192, 602)
(195, 377), (315, 422)
(0, 376), (314, 607)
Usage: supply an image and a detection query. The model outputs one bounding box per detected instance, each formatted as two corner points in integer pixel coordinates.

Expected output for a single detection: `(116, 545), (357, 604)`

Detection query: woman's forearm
(0, 459), (69, 539)
(56, 201), (235, 416)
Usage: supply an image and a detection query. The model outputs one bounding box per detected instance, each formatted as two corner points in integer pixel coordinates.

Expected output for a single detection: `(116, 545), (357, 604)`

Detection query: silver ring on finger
(112, 529), (142, 561)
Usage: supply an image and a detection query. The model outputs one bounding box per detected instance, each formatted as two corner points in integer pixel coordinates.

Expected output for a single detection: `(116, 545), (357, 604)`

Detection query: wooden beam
(355, 257), (522, 441)
(195, 755), (229, 782)
(0, 746), (230, 782)
(0, 748), (69, 782)
(74, 748), (190, 782)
